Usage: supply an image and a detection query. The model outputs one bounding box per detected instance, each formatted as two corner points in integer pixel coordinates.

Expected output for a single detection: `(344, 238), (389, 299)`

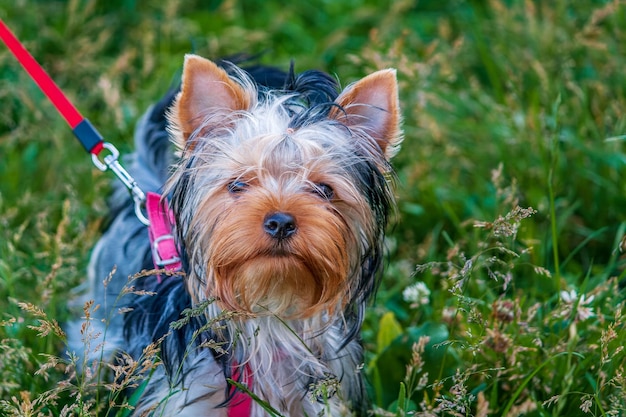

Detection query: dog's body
(69, 56), (402, 416)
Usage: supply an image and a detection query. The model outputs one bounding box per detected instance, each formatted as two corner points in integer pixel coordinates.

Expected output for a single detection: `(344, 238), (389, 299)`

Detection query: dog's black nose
(264, 212), (296, 240)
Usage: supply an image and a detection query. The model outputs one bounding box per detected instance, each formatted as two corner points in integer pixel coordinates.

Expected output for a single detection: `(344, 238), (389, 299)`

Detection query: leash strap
(0, 18), (103, 154)
(146, 192), (182, 280)
(0, 18), (150, 225)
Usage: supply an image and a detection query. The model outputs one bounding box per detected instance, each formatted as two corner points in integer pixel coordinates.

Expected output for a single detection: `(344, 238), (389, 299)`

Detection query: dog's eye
(228, 181), (248, 194)
(313, 183), (334, 200)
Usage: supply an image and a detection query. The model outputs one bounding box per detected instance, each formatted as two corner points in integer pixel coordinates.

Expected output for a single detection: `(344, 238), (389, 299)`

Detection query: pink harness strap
(146, 192), (181, 280)
(228, 363), (254, 417)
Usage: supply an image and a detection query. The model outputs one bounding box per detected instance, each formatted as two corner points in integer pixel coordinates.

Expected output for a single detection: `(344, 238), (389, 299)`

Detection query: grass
(1, 0), (626, 415)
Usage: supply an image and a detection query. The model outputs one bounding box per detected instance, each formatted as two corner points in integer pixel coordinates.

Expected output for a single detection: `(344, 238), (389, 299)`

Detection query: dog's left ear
(330, 69), (402, 161)
(171, 54), (251, 144)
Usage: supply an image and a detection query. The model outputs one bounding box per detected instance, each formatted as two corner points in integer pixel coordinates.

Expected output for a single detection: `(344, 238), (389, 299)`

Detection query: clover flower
(403, 281), (431, 307)
(560, 289), (595, 322)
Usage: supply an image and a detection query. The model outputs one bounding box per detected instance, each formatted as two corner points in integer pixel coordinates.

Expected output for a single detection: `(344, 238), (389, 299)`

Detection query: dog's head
(166, 55), (402, 320)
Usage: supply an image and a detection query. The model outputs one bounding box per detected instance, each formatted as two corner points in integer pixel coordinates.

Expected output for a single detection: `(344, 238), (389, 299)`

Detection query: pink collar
(146, 192), (182, 281)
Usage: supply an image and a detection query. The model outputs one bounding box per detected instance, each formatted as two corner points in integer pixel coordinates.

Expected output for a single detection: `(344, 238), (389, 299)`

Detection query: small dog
(70, 54), (402, 416)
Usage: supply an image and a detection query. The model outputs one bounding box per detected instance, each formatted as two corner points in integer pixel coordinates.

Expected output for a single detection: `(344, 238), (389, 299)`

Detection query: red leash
(0, 18), (102, 155)
(0, 18), (148, 225)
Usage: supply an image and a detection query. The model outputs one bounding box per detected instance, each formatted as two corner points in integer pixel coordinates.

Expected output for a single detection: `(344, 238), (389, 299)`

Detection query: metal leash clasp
(92, 142), (150, 226)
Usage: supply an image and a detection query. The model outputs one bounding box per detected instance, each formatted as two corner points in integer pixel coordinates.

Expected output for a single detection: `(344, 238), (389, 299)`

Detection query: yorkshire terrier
(70, 54), (402, 416)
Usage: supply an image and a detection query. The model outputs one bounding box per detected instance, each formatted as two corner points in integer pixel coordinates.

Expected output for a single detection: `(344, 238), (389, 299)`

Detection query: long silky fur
(69, 59), (397, 417)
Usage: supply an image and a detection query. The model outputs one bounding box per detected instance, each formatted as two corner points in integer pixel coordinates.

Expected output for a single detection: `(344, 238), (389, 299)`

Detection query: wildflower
(560, 289), (595, 322)
(403, 281), (431, 307)
(560, 289), (577, 303)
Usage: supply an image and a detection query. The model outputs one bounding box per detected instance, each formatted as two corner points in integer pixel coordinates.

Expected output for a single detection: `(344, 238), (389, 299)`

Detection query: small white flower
(403, 281), (431, 307)
(560, 289), (595, 322)
(560, 289), (578, 303)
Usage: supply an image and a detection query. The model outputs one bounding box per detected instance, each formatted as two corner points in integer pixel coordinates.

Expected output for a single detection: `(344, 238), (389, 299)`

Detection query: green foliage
(1, 0), (626, 415)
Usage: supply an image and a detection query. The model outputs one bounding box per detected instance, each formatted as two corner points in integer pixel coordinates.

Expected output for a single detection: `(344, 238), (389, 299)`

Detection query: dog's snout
(263, 212), (297, 240)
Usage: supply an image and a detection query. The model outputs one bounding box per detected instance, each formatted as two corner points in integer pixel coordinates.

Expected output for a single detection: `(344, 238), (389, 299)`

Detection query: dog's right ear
(171, 54), (251, 144)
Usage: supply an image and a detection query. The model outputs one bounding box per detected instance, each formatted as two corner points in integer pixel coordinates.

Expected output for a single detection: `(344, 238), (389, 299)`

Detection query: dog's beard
(215, 257), (322, 318)
(207, 204), (356, 319)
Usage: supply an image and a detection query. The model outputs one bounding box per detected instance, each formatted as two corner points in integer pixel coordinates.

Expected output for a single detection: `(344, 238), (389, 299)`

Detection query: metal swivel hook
(91, 142), (150, 226)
